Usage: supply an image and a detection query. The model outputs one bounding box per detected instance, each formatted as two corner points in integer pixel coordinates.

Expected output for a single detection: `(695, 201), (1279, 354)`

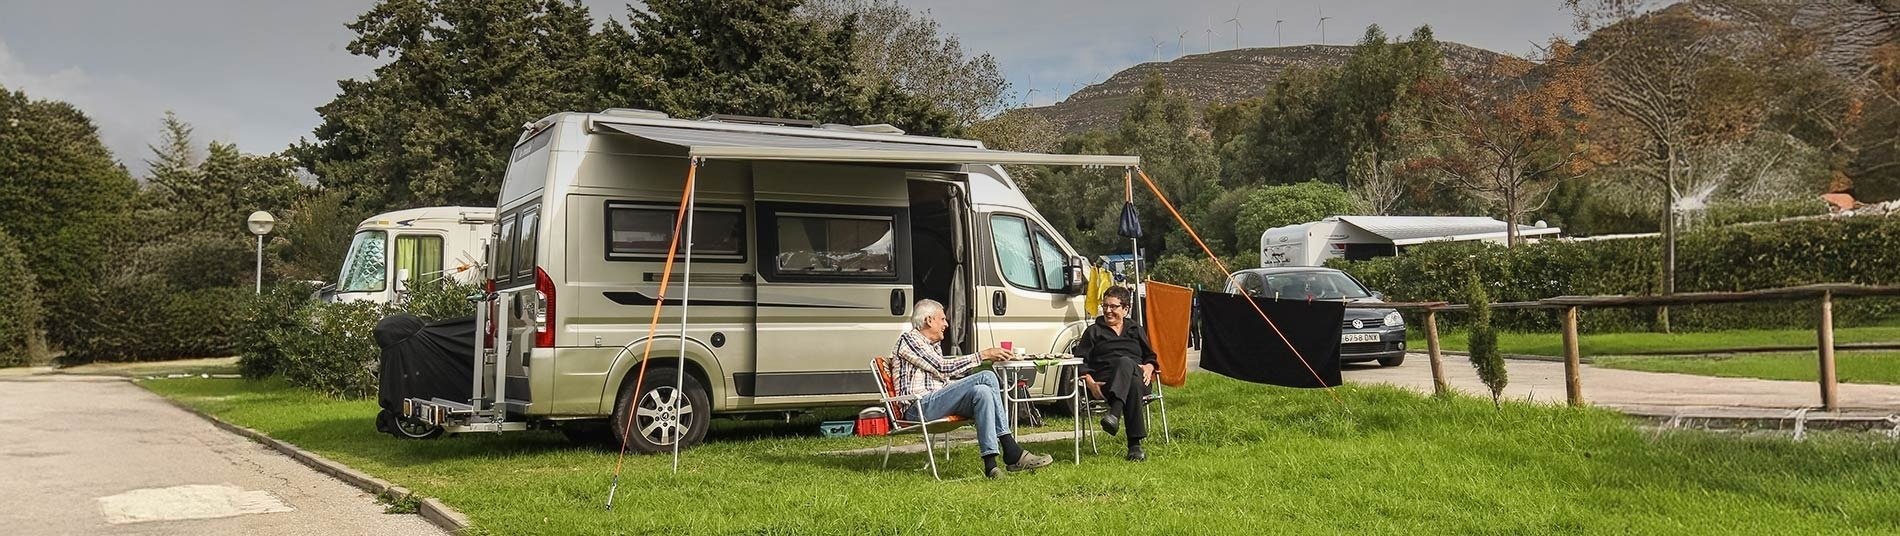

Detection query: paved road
(1187, 349), (1900, 417)
(0, 375), (443, 535)
(1344, 353), (1900, 416)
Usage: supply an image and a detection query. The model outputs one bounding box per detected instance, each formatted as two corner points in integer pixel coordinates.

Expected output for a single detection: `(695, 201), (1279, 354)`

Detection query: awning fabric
(593, 121), (1139, 167)
(1335, 216), (1562, 246)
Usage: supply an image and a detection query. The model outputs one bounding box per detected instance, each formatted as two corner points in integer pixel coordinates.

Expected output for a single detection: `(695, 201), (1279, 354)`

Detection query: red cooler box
(855, 407), (889, 436)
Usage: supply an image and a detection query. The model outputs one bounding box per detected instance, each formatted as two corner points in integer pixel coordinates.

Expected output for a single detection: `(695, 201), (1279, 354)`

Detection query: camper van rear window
(606, 202), (745, 261)
(772, 214), (895, 277)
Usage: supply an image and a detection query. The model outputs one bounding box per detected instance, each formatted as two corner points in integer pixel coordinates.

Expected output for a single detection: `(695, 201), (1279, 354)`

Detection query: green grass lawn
(1430, 325), (1900, 357)
(141, 374), (1900, 534)
(1595, 351), (1900, 385)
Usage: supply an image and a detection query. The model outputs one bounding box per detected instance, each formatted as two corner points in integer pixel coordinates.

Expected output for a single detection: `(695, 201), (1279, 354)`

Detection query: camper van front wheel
(611, 367), (711, 454)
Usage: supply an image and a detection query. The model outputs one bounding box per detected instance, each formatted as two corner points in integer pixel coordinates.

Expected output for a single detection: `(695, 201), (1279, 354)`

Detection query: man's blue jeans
(903, 370), (1011, 457)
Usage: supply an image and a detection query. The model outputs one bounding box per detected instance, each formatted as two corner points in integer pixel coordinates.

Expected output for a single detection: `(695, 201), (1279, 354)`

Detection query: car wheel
(1377, 355), (1405, 367)
(610, 367), (711, 454)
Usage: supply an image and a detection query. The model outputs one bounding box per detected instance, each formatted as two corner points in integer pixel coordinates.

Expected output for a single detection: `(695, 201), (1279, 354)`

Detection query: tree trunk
(1659, 147), (1677, 333)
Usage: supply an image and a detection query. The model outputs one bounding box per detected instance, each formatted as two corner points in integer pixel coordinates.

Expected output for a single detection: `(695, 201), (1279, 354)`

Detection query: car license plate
(1340, 333), (1380, 344)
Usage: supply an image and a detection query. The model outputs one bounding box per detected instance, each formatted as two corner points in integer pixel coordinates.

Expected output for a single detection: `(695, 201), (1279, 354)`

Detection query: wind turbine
(1318, 5), (1331, 45)
(1204, 16), (1219, 54)
(1150, 35), (1165, 61)
(1275, 19), (1285, 47)
(1176, 27), (1189, 58)
(1225, 5), (1243, 50)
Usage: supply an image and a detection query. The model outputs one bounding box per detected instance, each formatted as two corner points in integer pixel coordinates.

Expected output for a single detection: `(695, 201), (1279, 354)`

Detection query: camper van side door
(981, 213), (1081, 355)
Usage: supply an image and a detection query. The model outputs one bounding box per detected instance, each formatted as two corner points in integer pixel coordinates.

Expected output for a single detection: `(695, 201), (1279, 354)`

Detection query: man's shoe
(986, 466), (1005, 479)
(1007, 452), (1054, 472)
(1125, 444), (1147, 462)
(1101, 414), (1120, 436)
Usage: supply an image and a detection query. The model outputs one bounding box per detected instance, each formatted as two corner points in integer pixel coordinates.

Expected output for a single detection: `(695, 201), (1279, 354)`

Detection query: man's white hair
(911, 299), (945, 329)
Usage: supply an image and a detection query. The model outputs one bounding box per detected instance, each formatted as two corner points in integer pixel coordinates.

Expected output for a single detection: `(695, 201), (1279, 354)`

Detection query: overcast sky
(0, 1), (1581, 176)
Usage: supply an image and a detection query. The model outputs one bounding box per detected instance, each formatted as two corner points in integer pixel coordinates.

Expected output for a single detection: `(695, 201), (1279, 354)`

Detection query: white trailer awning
(1336, 216), (1562, 246)
(593, 121), (1139, 167)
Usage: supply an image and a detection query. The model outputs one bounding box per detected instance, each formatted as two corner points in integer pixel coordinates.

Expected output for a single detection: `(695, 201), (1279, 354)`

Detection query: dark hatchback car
(1224, 267), (1408, 367)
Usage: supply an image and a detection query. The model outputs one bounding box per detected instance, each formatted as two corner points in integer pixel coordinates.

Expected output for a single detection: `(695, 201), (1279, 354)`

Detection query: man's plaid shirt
(890, 328), (980, 398)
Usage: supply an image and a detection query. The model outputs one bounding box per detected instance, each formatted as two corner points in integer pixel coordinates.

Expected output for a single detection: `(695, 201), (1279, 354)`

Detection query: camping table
(995, 356), (1087, 464)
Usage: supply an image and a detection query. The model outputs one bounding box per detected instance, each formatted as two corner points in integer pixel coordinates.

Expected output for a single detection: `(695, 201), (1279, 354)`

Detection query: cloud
(0, 37), (243, 177)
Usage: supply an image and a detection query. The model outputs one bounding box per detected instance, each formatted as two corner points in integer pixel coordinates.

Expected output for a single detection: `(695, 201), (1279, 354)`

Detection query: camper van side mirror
(1063, 256), (1088, 295)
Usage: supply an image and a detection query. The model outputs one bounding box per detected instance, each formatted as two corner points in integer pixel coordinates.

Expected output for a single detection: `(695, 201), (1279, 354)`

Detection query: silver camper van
(402, 110), (1139, 452)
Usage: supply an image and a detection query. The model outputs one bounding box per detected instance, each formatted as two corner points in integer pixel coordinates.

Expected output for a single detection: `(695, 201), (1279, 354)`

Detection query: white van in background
(1260, 216), (1561, 267)
(325, 206), (496, 304)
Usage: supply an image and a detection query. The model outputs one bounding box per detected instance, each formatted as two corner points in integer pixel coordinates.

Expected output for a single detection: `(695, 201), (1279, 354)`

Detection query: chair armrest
(882, 393), (923, 403)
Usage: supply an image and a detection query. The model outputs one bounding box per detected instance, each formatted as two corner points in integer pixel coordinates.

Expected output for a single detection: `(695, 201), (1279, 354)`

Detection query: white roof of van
(357, 206), (496, 229)
(1335, 215), (1561, 245)
(591, 119), (1139, 167)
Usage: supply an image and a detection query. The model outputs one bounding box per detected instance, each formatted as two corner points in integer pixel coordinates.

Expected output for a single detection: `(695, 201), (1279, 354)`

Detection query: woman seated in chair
(1074, 285), (1158, 461)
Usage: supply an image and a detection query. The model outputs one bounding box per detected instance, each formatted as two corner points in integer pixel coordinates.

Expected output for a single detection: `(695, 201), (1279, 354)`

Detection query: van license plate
(1341, 333), (1380, 344)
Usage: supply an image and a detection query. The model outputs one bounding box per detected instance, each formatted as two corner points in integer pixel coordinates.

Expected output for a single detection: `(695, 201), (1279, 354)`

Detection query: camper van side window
(393, 235), (445, 289)
(515, 208), (539, 278)
(772, 215), (895, 277)
(495, 216), (516, 285)
(989, 215), (1042, 290)
(605, 202), (746, 261)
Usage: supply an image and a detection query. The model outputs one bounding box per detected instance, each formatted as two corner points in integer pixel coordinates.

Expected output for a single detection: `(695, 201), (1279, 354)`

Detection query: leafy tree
(800, 0), (1009, 126)
(0, 231), (43, 366)
(132, 113), (306, 291)
(1118, 76), (1219, 261)
(295, 0), (599, 209)
(271, 190), (368, 284)
(1410, 39), (1596, 246)
(606, 0), (954, 135)
(1233, 182), (1362, 252)
(0, 86), (138, 350)
(1229, 26), (1445, 193)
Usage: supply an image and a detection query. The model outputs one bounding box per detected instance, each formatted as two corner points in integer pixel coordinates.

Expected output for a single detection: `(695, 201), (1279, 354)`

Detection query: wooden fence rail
(1339, 284), (1900, 411)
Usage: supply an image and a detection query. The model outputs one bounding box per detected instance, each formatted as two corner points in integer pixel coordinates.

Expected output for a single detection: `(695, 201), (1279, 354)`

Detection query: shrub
(57, 282), (248, 363)
(274, 300), (384, 398)
(1333, 215), (1900, 332)
(0, 231), (43, 367)
(396, 278), (477, 321)
(236, 282), (318, 379)
(1464, 273), (1507, 406)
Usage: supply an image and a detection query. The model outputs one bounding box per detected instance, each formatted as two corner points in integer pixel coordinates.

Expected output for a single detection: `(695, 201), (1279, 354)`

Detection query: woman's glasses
(1102, 303), (1127, 310)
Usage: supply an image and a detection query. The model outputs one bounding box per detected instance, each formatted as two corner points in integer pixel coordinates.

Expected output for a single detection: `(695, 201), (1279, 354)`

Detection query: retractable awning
(1336, 215), (1562, 246)
(593, 121), (1139, 167)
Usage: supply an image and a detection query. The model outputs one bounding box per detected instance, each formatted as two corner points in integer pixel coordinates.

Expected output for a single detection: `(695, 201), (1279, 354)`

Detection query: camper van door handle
(992, 290), (1006, 316)
(889, 289), (905, 315)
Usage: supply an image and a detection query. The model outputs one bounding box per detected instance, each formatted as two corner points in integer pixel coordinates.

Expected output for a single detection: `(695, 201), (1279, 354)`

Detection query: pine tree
(1465, 272), (1508, 407)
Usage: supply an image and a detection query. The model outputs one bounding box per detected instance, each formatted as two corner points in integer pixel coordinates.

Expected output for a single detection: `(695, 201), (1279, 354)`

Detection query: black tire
(392, 416), (444, 440)
(1377, 355), (1406, 367)
(610, 367), (711, 454)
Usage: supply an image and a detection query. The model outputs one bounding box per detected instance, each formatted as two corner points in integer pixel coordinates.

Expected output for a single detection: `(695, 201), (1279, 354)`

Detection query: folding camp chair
(1078, 368), (1171, 453)
(869, 357), (971, 480)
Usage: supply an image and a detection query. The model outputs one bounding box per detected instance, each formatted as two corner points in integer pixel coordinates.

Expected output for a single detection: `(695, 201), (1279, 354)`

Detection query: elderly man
(1074, 285), (1158, 461)
(891, 299), (1055, 478)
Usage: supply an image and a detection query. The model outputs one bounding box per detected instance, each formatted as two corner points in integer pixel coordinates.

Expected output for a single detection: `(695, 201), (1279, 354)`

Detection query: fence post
(1818, 291), (1838, 411)
(1425, 309), (1447, 396)
(1562, 306), (1583, 407)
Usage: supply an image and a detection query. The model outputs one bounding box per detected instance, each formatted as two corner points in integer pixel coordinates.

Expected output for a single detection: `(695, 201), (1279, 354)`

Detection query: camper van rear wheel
(611, 367), (711, 454)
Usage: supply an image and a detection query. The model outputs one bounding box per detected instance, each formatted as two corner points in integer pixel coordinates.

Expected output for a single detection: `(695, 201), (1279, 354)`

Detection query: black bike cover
(374, 314), (476, 434)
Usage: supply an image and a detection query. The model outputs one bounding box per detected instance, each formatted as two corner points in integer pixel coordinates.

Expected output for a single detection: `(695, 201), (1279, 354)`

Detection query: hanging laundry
(1196, 291), (1343, 388)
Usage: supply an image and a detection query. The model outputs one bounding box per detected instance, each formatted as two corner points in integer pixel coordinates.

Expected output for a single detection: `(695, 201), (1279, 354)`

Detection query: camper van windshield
(1253, 270), (1371, 300)
(338, 230), (388, 293)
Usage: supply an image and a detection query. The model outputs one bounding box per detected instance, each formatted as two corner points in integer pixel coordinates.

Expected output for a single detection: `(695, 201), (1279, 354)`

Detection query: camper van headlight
(1384, 311), (1405, 327)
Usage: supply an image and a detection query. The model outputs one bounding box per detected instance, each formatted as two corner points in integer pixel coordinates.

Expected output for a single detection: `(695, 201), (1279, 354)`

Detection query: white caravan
(398, 110), (1140, 452)
(1260, 215), (1562, 267)
(327, 206), (495, 304)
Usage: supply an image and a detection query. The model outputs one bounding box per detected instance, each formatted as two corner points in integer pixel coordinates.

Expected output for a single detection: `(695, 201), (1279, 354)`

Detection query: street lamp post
(247, 211), (276, 294)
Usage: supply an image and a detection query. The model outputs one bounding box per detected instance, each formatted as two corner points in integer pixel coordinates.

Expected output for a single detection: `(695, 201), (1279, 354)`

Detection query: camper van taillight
(532, 267), (555, 348)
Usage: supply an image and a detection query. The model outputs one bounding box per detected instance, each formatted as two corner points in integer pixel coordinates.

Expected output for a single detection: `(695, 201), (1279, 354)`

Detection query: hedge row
(0, 231), (42, 367)
(238, 279), (475, 398)
(1331, 215), (1900, 333)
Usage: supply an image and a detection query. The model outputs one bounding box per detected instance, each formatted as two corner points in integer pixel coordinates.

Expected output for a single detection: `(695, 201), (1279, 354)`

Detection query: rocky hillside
(1017, 42), (1515, 135)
